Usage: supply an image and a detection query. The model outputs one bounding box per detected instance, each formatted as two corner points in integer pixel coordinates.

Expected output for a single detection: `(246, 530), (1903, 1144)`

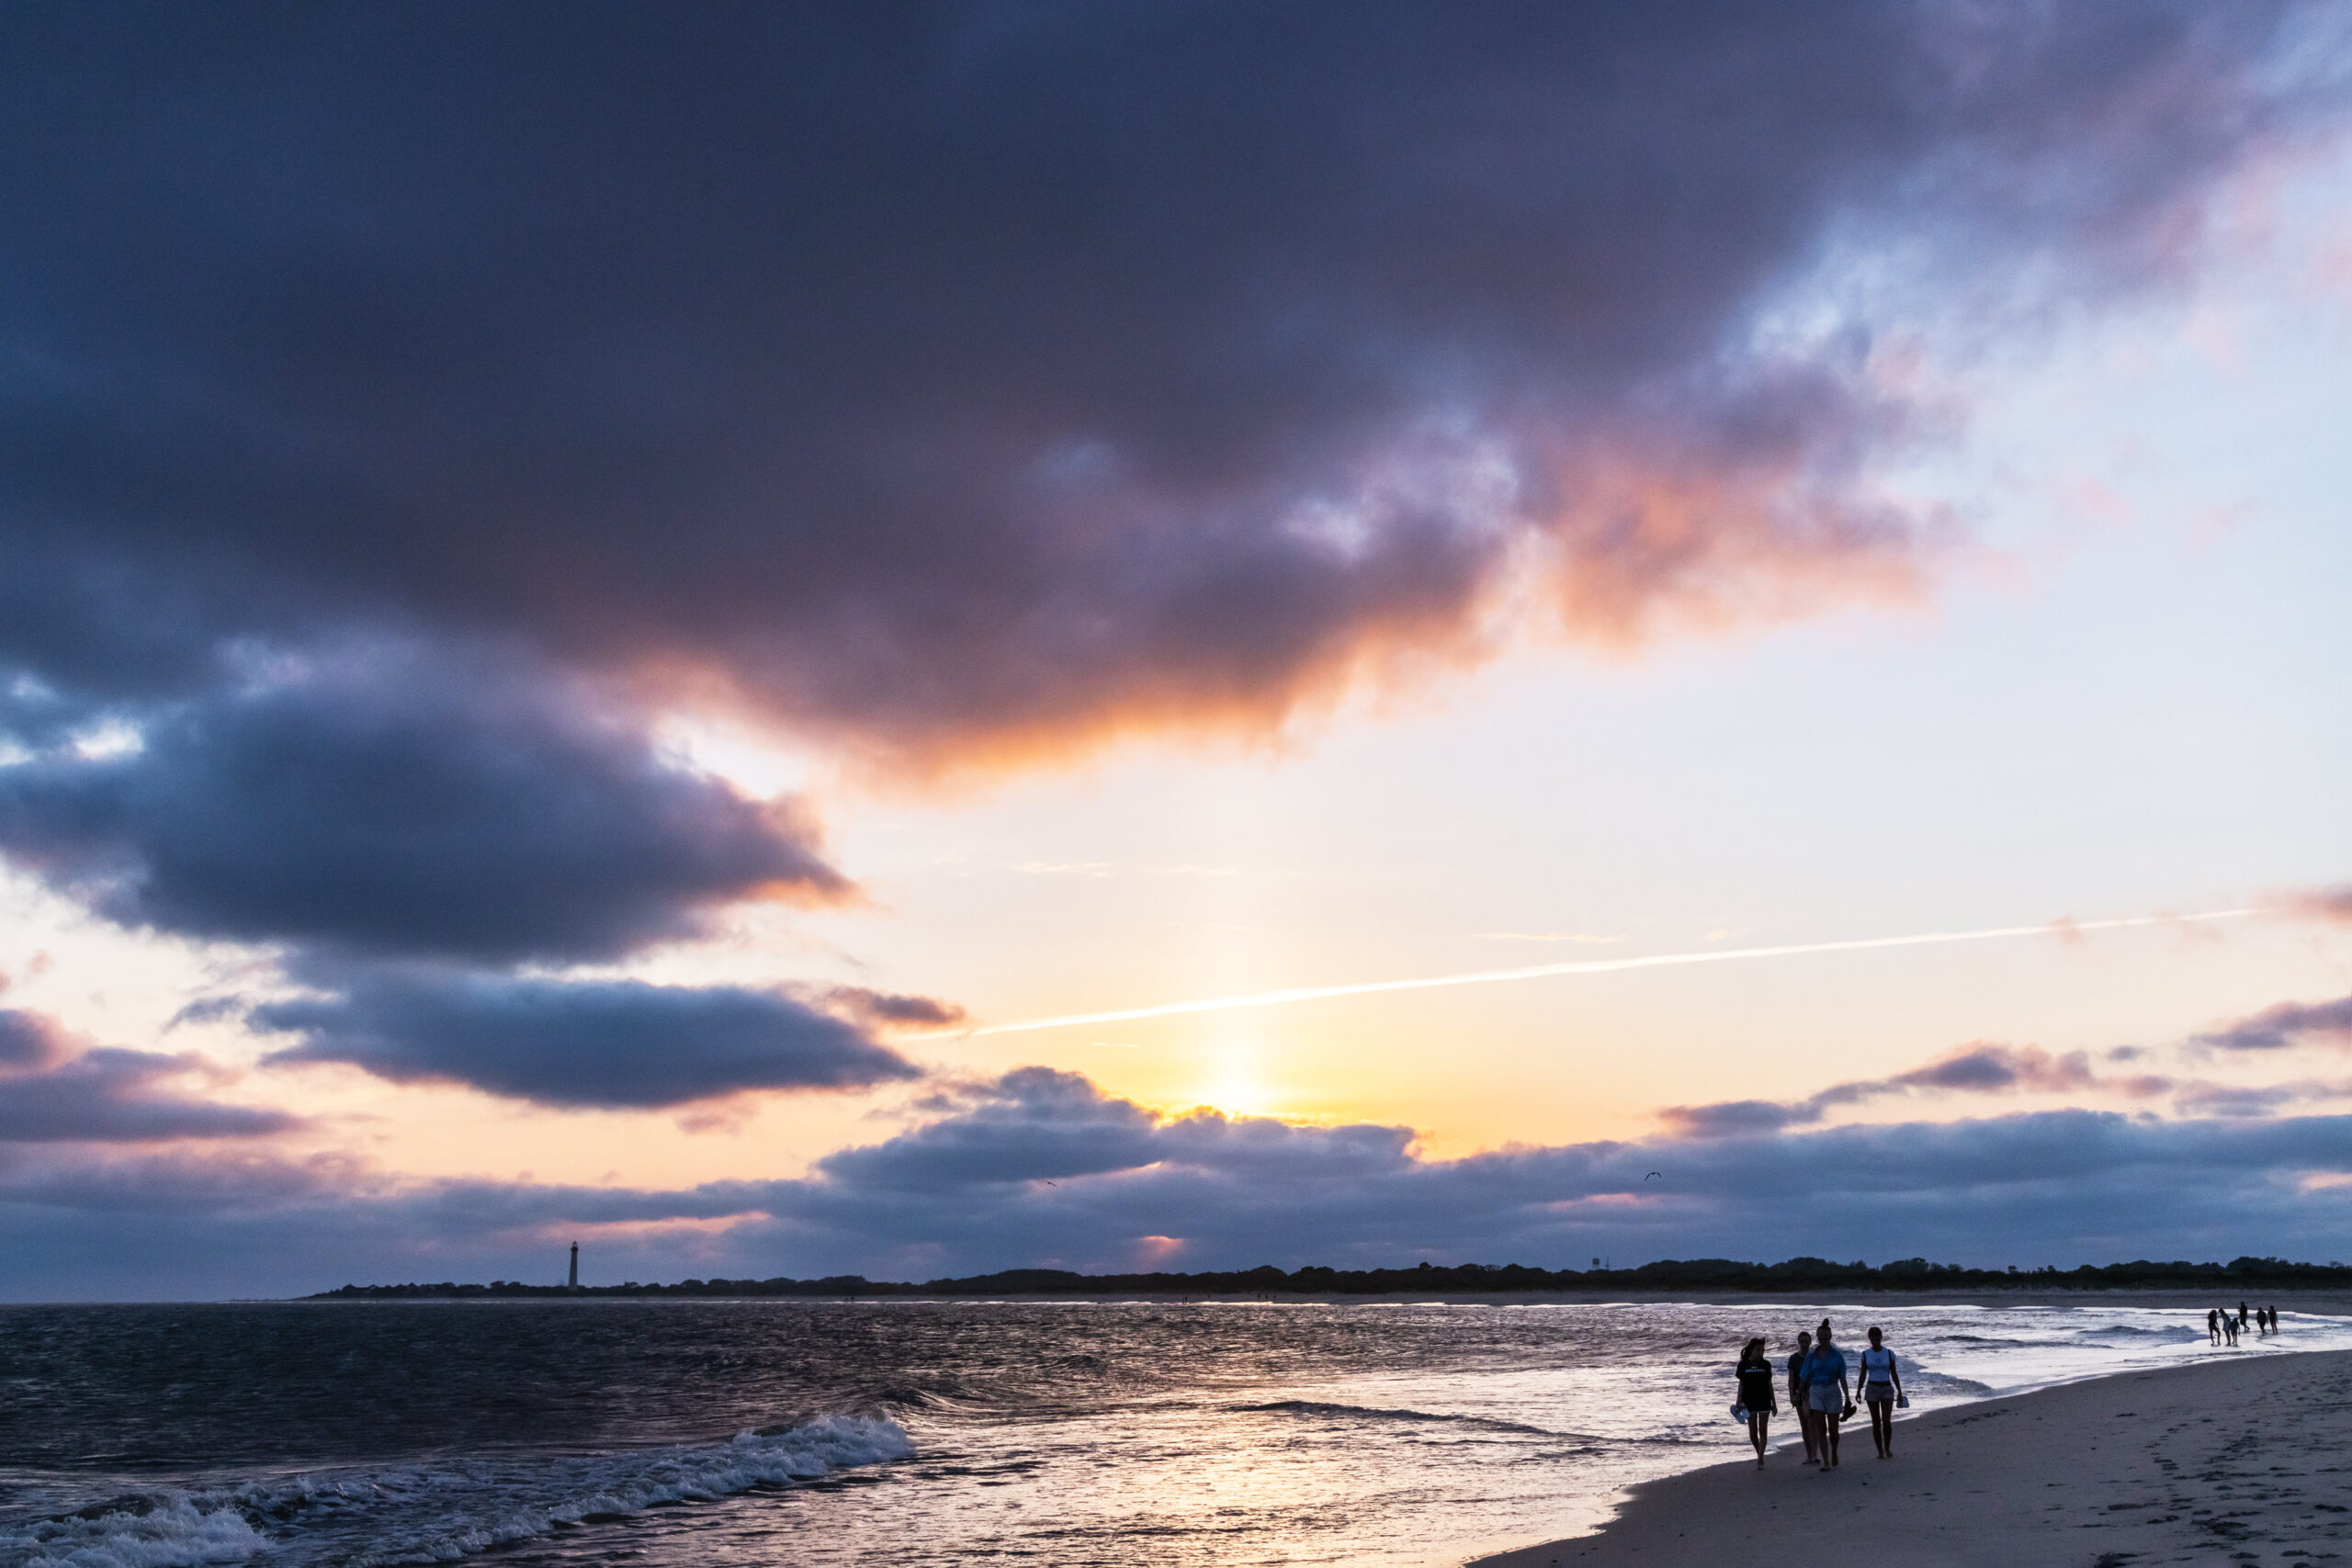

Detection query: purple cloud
(0, 6), (2321, 761)
(254, 972), (924, 1110)
(0, 1010), (300, 1144)
(2197, 995), (2352, 1053)
(2281, 886), (2352, 923)
(0, 649), (847, 964)
(1660, 1043), (2172, 1137)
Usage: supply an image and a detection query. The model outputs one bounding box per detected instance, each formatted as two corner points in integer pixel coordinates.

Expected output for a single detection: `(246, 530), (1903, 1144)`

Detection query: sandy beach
(1473, 1344), (2352, 1568)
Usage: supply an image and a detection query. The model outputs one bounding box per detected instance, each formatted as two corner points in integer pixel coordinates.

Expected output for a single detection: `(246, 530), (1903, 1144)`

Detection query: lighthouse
(568, 1240), (579, 1289)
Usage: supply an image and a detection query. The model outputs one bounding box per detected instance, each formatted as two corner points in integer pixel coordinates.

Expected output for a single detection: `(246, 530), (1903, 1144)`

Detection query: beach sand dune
(1475, 1347), (2352, 1567)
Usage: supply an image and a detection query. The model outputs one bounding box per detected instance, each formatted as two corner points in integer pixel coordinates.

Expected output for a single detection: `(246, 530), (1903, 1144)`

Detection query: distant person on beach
(2208, 1308), (2222, 1345)
(1858, 1326), (1904, 1460)
(2267, 1306), (2279, 1335)
(2222, 1309), (2239, 1347)
(1736, 1337), (1778, 1468)
(1789, 1331), (1818, 1463)
(1806, 1324), (1851, 1469)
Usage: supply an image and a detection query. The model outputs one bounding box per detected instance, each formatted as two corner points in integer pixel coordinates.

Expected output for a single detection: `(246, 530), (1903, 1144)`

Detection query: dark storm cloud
(1659, 1043), (2171, 1137)
(0, 647), (846, 964)
(8, 1069), (2352, 1298)
(0, 4), (2324, 755)
(0, 1009), (299, 1143)
(2197, 994), (2352, 1054)
(254, 971), (922, 1109)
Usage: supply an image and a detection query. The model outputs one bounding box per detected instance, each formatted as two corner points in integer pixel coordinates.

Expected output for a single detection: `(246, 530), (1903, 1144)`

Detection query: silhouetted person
(1806, 1323), (1851, 1469)
(2208, 1308), (2222, 1345)
(1789, 1330), (1819, 1464)
(1736, 1337), (1778, 1468)
(2222, 1308), (2239, 1347)
(2267, 1305), (2279, 1335)
(1858, 1325), (1904, 1459)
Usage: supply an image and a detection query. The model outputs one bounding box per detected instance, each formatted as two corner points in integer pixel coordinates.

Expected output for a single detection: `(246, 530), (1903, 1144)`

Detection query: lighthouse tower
(568, 1241), (579, 1289)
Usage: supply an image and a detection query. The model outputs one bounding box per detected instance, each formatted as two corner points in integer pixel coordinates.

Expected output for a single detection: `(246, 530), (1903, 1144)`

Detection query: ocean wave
(0, 1415), (912, 1568)
(1903, 1371), (1995, 1394)
(0, 1495), (266, 1568)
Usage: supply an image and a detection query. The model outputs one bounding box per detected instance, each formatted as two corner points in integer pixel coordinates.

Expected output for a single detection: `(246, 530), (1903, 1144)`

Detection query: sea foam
(0, 1415), (911, 1568)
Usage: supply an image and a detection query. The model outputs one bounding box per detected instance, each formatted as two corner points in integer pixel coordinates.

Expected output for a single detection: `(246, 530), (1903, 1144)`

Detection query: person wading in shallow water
(1806, 1323), (1852, 1470)
(2208, 1307), (2222, 1345)
(1857, 1325), (1904, 1460)
(1789, 1330), (1819, 1464)
(1736, 1337), (1778, 1468)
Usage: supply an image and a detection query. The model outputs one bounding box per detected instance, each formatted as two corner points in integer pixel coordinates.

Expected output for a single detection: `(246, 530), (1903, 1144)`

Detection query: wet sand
(1472, 1344), (2352, 1568)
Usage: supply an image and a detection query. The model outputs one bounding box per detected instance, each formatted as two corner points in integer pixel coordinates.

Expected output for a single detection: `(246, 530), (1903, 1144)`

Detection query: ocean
(2, 1297), (2343, 1568)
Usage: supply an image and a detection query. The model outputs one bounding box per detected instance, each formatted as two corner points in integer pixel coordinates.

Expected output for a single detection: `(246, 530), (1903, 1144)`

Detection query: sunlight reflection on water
(2, 1299), (2343, 1568)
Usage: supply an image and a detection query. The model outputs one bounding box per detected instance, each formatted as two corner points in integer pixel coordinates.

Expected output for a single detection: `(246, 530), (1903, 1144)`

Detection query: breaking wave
(0, 1415), (911, 1568)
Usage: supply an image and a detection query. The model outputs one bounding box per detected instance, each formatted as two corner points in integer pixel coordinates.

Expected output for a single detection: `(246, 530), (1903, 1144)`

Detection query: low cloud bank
(1660, 1042), (2176, 1136)
(6, 1067), (2350, 1300)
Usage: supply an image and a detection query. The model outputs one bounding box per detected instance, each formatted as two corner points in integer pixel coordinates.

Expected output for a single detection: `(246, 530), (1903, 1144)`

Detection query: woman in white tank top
(1858, 1325), (1904, 1459)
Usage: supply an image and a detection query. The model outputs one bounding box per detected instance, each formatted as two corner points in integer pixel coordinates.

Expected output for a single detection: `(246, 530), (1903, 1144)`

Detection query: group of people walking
(1733, 1321), (1904, 1471)
(2209, 1302), (2281, 1345)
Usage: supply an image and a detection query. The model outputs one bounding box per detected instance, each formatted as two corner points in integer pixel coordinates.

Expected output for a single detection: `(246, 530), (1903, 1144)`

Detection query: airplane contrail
(902, 907), (2264, 1041)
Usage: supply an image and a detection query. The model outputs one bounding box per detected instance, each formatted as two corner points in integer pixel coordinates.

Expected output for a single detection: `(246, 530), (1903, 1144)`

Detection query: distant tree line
(307, 1254), (2352, 1300)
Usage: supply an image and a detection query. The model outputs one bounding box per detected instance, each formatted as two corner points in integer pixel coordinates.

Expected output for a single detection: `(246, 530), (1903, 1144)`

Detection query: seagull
(1645, 1171), (1662, 1180)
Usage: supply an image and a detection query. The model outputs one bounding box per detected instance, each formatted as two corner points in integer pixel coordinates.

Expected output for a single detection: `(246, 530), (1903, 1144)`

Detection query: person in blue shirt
(1805, 1321), (1852, 1469)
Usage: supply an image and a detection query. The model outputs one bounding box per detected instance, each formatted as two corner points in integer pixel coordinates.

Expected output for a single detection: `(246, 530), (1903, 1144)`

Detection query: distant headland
(306, 1255), (2352, 1300)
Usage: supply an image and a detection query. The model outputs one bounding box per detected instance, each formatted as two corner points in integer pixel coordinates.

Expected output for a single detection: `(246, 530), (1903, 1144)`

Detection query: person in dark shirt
(2208, 1307), (2222, 1345)
(1788, 1330), (1818, 1464)
(1736, 1337), (1778, 1468)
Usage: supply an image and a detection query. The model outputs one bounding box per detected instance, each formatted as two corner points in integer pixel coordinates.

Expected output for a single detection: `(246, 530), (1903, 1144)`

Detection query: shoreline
(1469, 1344), (2352, 1568)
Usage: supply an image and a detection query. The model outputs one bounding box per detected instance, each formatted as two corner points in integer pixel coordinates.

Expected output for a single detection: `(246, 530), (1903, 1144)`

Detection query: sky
(2, 3), (2350, 1299)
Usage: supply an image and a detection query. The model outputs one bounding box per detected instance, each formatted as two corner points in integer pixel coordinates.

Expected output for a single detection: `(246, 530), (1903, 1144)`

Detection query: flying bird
(1645, 1171), (1662, 1180)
